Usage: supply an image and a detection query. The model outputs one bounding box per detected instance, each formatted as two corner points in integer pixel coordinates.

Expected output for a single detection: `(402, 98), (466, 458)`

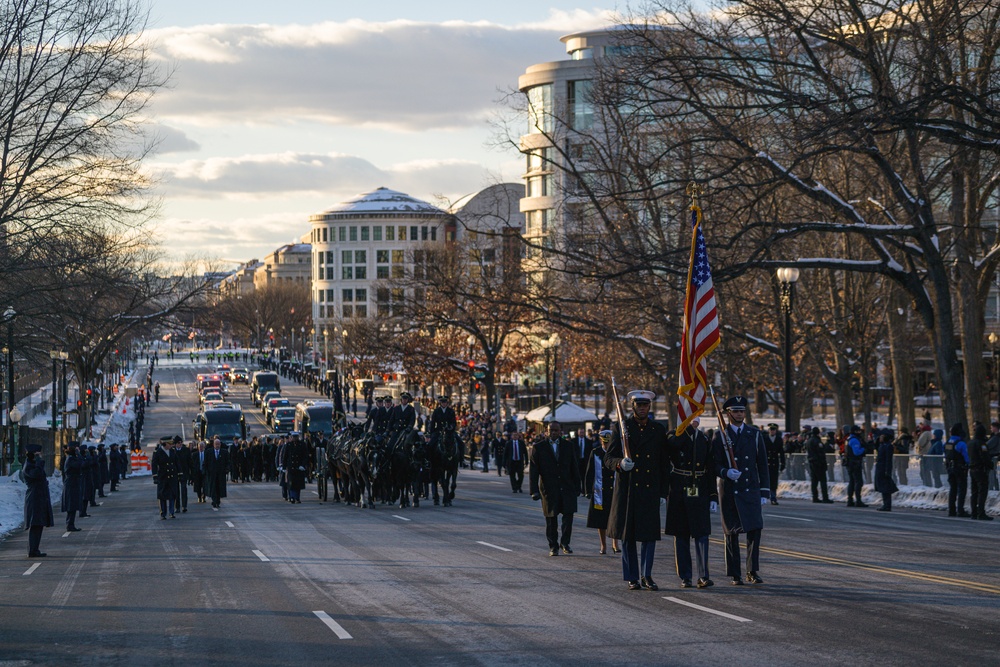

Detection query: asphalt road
(1, 360), (999, 666)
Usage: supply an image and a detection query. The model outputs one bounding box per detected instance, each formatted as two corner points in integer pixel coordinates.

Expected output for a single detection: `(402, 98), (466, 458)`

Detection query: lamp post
(549, 333), (561, 416)
(777, 267), (800, 432)
(301, 326), (306, 362)
(50, 349), (60, 432)
(8, 405), (22, 474)
(990, 332), (1000, 419)
(467, 334), (476, 406)
(323, 328), (329, 373)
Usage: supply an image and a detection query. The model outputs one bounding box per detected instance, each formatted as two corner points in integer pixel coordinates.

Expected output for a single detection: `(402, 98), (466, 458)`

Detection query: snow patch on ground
(778, 480), (999, 516)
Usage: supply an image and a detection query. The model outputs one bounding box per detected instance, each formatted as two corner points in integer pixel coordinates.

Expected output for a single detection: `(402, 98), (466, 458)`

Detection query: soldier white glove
(761, 497), (768, 506)
(710, 501), (718, 513)
(298, 466), (306, 472)
(726, 468), (742, 481)
(620, 458), (635, 472)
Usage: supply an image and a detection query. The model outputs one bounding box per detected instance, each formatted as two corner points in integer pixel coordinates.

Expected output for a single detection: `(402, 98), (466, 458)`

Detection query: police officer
(665, 417), (717, 588)
(712, 395), (769, 585)
(762, 424), (785, 504)
(605, 390), (668, 591)
(969, 422), (993, 520)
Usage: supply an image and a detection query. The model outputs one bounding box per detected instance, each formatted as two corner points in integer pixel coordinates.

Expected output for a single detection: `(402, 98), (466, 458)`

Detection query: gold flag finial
(685, 182), (702, 208)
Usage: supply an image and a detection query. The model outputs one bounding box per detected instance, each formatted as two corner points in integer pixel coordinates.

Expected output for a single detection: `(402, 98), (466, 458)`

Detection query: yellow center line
(710, 538), (1000, 595)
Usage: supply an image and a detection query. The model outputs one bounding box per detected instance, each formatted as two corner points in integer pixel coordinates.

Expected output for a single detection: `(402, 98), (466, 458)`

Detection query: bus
(252, 371), (280, 406)
(295, 400), (335, 437)
(194, 405), (246, 441)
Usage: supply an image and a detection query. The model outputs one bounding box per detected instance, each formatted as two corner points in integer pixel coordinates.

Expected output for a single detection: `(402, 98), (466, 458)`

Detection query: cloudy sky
(140, 0), (626, 265)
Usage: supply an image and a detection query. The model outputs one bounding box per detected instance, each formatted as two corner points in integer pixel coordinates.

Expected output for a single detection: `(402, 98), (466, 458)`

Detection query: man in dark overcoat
(282, 432), (309, 503)
(97, 444), (110, 498)
(805, 427), (833, 503)
(151, 440), (179, 519)
(712, 395), (770, 585)
(61, 444), (85, 531)
(529, 421), (580, 556)
(504, 432), (526, 493)
(108, 444), (122, 492)
(665, 417), (717, 588)
(605, 390), (669, 591)
(174, 437), (191, 513)
(191, 441), (207, 503)
(80, 446), (96, 516)
(22, 445), (54, 557)
(204, 438), (229, 508)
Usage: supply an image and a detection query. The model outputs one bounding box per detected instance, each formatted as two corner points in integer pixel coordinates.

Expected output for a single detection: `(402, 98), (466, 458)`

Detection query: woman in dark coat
(61, 444), (85, 531)
(874, 433), (898, 511)
(23, 446), (54, 557)
(585, 430), (619, 555)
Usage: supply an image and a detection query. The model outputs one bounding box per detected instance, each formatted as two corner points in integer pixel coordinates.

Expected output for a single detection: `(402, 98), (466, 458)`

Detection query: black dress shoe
(28, 552), (47, 558)
(560, 545), (573, 555)
(67, 527), (81, 532)
(979, 514), (994, 521)
(822, 499), (835, 504)
(628, 580), (642, 590)
(746, 572), (763, 584)
(680, 579), (693, 588)
(876, 507), (891, 512)
(640, 577), (658, 591)
(771, 499), (778, 505)
(731, 577), (744, 585)
(549, 548), (558, 557)
(856, 502), (868, 508)
(812, 499), (821, 503)
(160, 515), (166, 520)
(958, 511), (971, 517)
(697, 577), (714, 588)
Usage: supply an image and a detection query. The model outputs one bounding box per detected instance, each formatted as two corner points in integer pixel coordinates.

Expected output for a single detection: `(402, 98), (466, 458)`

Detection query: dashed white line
(663, 597), (752, 622)
(476, 541), (512, 552)
(766, 513), (814, 522)
(311, 490), (319, 496)
(61, 532), (70, 538)
(252, 550), (270, 562)
(23, 563), (41, 576)
(313, 611), (353, 639)
(392, 515), (411, 521)
(225, 521), (234, 528)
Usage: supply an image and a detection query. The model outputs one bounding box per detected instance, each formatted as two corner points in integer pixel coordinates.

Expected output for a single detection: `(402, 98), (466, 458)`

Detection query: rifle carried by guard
(709, 386), (737, 469)
(610, 377), (632, 460)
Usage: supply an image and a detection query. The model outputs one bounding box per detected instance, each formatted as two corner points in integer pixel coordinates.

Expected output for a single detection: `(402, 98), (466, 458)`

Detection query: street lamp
(9, 405), (22, 474)
(467, 334), (476, 406)
(301, 326), (306, 361)
(777, 267), (800, 432)
(549, 333), (561, 416)
(50, 349), (60, 432)
(323, 328), (329, 372)
(990, 332), (999, 419)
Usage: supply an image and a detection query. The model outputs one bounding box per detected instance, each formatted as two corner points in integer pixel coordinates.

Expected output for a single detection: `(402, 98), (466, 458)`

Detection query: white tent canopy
(524, 400), (597, 426)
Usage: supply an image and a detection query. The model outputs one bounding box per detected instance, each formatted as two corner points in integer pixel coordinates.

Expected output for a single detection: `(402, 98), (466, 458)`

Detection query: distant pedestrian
(945, 423), (970, 517)
(151, 439), (179, 519)
(22, 445), (54, 558)
(874, 433), (898, 511)
(969, 423), (994, 521)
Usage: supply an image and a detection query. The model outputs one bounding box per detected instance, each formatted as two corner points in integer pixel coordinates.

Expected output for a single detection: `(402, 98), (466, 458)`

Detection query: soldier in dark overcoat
(282, 432), (309, 503)
(174, 437), (191, 513)
(665, 418), (717, 588)
(204, 438), (229, 508)
(762, 424), (785, 504)
(80, 446), (96, 516)
(805, 427), (833, 503)
(605, 390), (669, 591)
(22, 445), (54, 557)
(61, 444), (85, 531)
(711, 396), (770, 585)
(108, 444), (122, 492)
(97, 444), (110, 497)
(151, 441), (179, 519)
(529, 421), (580, 556)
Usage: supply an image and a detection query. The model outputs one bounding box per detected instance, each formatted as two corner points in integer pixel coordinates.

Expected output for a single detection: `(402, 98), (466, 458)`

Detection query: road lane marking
(664, 597), (751, 622)
(252, 550), (270, 562)
(766, 514), (814, 522)
(392, 515), (411, 522)
(23, 563), (41, 576)
(225, 521), (234, 527)
(476, 541), (512, 552)
(313, 611), (353, 639)
(311, 491), (319, 496)
(61, 532), (70, 538)
(212, 507), (219, 512)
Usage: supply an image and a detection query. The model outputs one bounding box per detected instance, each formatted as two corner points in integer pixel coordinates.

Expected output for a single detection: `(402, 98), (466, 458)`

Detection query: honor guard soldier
(606, 390), (669, 591)
(665, 417), (717, 588)
(429, 395), (457, 445)
(365, 396), (386, 433)
(388, 392), (417, 435)
(762, 424), (785, 504)
(712, 395), (769, 585)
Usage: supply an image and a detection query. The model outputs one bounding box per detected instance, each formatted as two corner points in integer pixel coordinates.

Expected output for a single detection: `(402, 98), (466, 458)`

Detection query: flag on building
(675, 203), (721, 435)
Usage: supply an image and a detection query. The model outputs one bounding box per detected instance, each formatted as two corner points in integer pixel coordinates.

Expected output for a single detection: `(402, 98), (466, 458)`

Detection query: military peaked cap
(722, 395), (749, 410)
(627, 390), (655, 404)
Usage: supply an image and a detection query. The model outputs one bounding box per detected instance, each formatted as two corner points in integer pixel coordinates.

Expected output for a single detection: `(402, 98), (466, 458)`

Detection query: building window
(342, 266), (353, 280)
(431, 227), (437, 241)
(421, 226), (428, 241)
(349, 226), (357, 242)
(399, 226), (407, 241)
(361, 226), (369, 241)
(386, 226), (395, 241)
(326, 267), (335, 280)
(343, 305), (353, 318)
(527, 84), (553, 134)
(319, 305), (325, 318)
(376, 288), (390, 316)
(355, 305), (367, 318)
(410, 226), (418, 241)
(355, 288), (367, 303)
(391, 249), (405, 278)
(339, 227), (346, 242)
(343, 289), (353, 302)
(326, 289), (334, 302)
(373, 226), (382, 241)
(322, 227), (328, 242)
(326, 251), (333, 264)
(568, 80), (594, 130)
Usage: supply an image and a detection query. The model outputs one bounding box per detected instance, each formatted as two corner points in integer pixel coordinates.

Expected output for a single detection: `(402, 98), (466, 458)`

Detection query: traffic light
(474, 382), (481, 391)
(468, 360), (475, 369)
(86, 388), (92, 398)
(77, 400), (83, 409)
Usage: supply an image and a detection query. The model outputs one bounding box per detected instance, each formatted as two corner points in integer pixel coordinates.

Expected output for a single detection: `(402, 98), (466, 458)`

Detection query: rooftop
(311, 187), (449, 221)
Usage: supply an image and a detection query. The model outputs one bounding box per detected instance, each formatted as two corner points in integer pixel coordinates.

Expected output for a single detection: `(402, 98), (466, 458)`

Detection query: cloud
(150, 123), (201, 153)
(153, 151), (499, 202)
(154, 211), (310, 263)
(146, 12), (616, 131)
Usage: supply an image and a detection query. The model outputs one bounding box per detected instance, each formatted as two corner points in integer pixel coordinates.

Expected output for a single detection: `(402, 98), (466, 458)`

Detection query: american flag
(675, 204), (721, 435)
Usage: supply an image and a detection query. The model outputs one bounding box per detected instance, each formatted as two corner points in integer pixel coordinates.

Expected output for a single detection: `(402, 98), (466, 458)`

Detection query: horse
(429, 428), (461, 506)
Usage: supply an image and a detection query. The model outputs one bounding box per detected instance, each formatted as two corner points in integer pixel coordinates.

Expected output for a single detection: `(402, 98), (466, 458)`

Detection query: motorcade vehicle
(271, 406), (296, 433)
(259, 391), (282, 414)
(264, 397), (291, 424)
(231, 369), (250, 384)
(251, 371), (280, 406)
(193, 404), (246, 441)
(200, 390), (224, 405)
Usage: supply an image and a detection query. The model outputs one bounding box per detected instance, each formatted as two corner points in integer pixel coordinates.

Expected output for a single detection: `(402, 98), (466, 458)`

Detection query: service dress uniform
(665, 425), (717, 587)
(711, 396), (770, 584)
(605, 391), (669, 590)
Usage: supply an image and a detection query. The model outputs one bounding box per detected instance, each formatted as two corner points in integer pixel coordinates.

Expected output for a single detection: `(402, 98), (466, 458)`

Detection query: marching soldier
(712, 395), (769, 585)
(665, 417), (717, 588)
(605, 390), (669, 591)
(762, 424), (785, 504)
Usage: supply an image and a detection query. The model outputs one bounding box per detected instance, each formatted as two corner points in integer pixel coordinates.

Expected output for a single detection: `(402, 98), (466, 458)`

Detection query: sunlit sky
(140, 1), (628, 266)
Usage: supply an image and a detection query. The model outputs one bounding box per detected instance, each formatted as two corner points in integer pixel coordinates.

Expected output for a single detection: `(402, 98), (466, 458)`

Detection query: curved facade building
(308, 187), (454, 326)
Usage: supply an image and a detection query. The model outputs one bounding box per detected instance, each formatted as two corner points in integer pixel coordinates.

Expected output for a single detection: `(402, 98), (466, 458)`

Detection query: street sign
(473, 371), (485, 379)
